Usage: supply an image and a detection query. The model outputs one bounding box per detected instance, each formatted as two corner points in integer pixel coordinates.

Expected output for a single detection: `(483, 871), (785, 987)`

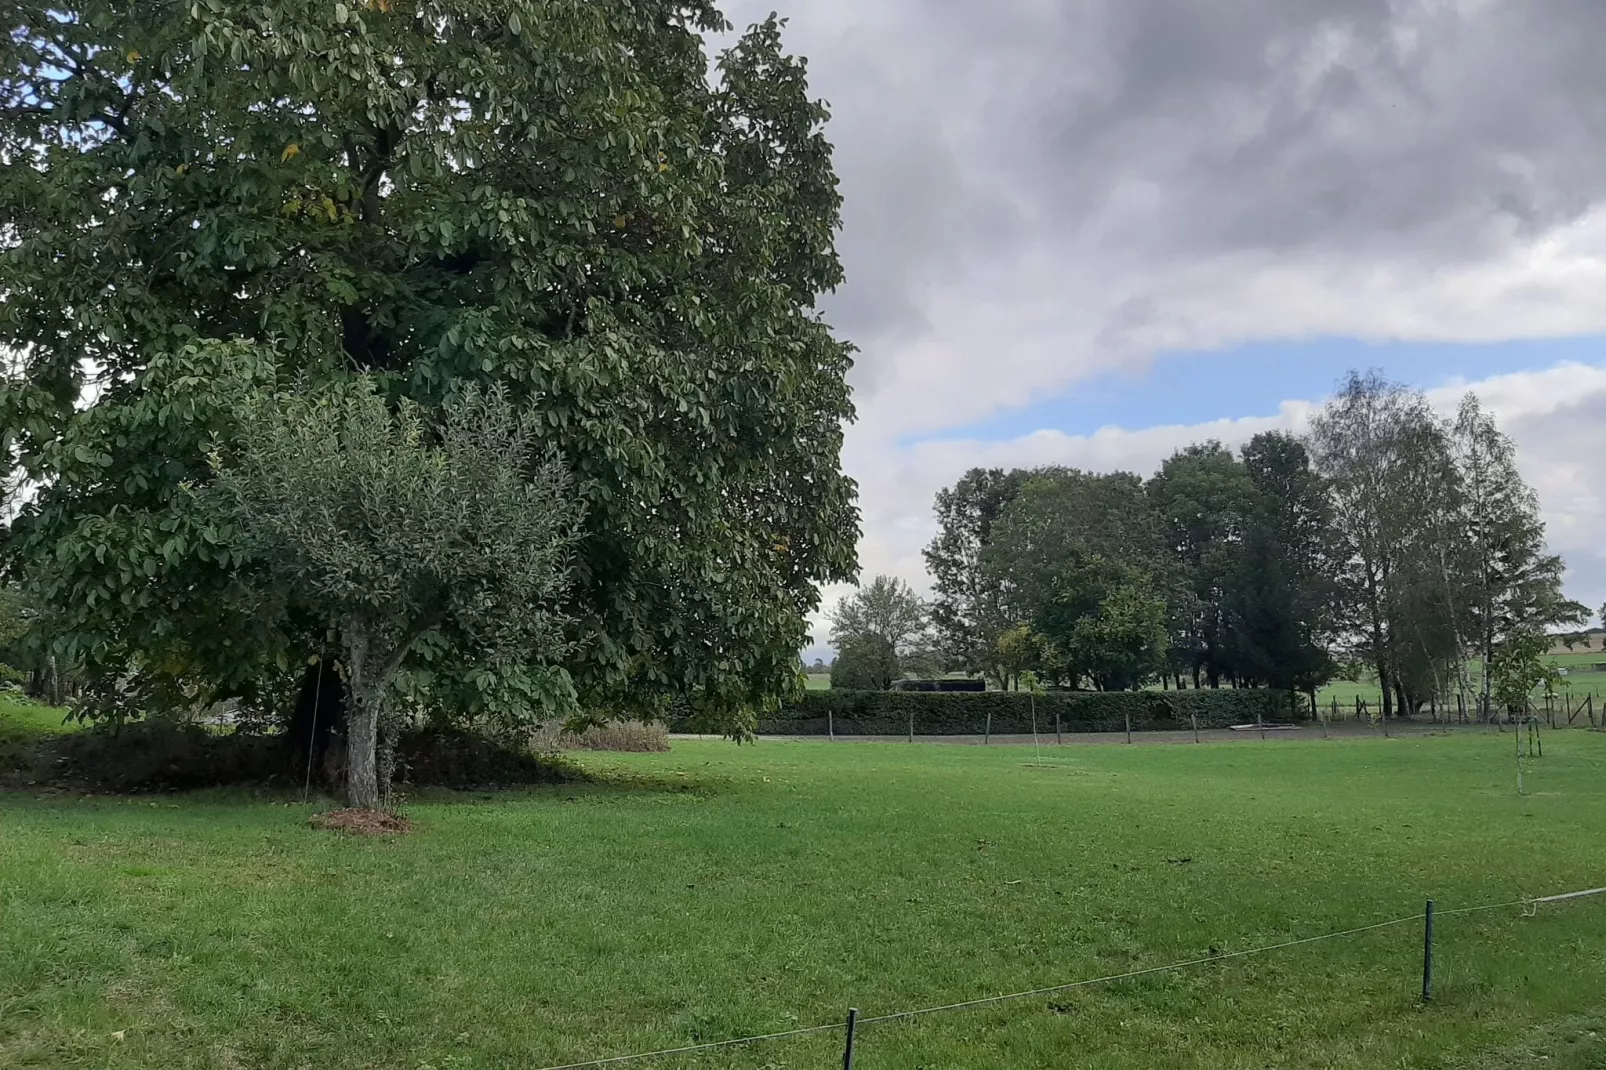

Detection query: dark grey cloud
(722, 0), (1606, 362)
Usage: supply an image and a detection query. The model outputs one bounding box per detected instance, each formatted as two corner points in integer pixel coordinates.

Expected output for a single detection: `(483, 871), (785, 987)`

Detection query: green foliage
(989, 622), (1045, 691)
(1453, 394), (1586, 708)
(1148, 441), (1258, 686)
(1308, 372), (1473, 715)
(0, 712), (581, 792)
(1229, 432), (1338, 693)
(1490, 631), (1560, 714)
(827, 574), (929, 658)
(923, 467), (1025, 673)
(754, 687), (1289, 736)
(984, 469), (1169, 689)
(0, 1), (857, 732)
(217, 380), (581, 714)
(214, 379), (581, 804)
(828, 635), (899, 691)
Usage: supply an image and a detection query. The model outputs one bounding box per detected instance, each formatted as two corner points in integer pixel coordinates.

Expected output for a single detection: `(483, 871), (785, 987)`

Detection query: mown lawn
(4, 722), (1606, 1068)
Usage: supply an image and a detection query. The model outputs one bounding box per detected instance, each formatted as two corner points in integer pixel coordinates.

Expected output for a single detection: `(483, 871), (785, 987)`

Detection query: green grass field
(5, 712), (1606, 1068)
(0, 694), (77, 739)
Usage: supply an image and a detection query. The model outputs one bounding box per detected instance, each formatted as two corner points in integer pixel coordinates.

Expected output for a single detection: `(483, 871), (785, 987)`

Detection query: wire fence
(531, 885), (1606, 1070)
(1315, 688), (1605, 729)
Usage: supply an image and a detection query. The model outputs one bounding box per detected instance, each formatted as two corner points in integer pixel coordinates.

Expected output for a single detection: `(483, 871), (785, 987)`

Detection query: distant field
(0, 695), (76, 738)
(4, 703), (1606, 1068)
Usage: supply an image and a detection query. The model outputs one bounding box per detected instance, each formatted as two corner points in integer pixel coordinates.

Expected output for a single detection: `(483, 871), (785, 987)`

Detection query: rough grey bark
(344, 624), (380, 810)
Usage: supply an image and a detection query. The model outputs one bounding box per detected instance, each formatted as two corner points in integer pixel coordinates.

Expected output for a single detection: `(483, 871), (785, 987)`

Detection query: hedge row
(754, 688), (1299, 736)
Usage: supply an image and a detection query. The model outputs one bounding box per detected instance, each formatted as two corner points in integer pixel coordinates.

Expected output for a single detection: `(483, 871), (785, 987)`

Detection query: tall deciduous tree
(214, 381), (581, 808)
(1307, 371), (1462, 719)
(0, 3), (857, 730)
(1228, 432), (1337, 696)
(1450, 394), (1584, 714)
(828, 635), (899, 692)
(923, 468), (1024, 674)
(983, 469), (1168, 690)
(828, 574), (929, 668)
(1147, 442), (1257, 687)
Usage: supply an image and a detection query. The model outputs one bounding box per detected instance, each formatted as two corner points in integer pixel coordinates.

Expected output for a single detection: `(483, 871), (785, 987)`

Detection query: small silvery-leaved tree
(213, 381), (582, 809)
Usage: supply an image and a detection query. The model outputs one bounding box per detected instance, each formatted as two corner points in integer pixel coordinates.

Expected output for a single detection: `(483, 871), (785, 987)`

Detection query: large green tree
(0, 2), (858, 729)
(1146, 441), (1257, 687)
(1307, 372), (1462, 718)
(982, 469), (1169, 690)
(1227, 432), (1337, 696)
(923, 467), (1024, 674)
(827, 574), (929, 659)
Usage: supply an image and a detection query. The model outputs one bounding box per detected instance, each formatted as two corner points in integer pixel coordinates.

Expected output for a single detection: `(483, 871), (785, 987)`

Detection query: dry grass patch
(532, 720), (669, 752)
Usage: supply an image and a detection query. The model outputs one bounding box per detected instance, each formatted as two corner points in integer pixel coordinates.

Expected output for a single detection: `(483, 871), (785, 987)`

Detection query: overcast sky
(716, 0), (1606, 660)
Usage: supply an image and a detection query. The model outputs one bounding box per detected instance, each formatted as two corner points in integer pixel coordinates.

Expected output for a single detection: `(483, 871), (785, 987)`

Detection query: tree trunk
(344, 627), (381, 810)
(1377, 658), (1393, 721)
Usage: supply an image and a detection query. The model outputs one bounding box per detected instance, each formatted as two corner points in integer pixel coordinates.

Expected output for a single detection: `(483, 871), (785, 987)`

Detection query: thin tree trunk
(344, 627), (381, 810)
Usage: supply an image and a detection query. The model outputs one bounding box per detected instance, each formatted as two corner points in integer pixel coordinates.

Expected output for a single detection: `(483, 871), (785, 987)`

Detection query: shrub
(18, 720), (291, 791)
(0, 718), (586, 792)
(756, 688), (1296, 736)
(530, 720), (670, 752)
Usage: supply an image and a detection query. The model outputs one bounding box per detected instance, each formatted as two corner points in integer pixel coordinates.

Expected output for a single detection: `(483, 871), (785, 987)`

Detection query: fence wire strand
(528, 885), (1605, 1070)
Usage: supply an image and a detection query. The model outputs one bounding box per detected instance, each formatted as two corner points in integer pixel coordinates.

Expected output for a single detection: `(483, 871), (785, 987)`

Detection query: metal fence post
(842, 1008), (859, 1070)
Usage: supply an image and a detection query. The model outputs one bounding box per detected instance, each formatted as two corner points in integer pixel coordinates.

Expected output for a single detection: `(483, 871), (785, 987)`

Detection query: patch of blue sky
(922, 334), (1606, 444)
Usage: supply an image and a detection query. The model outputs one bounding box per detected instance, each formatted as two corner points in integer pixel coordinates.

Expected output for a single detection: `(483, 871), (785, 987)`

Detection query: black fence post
(1422, 899), (1434, 1003)
(984, 710), (991, 745)
(908, 706), (914, 744)
(842, 1008), (859, 1070)
(1055, 708), (1062, 745)
(1124, 708), (1132, 744)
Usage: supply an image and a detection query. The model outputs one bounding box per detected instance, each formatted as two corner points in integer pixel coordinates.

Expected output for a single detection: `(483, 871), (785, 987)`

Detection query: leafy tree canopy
(214, 380), (580, 805)
(827, 573), (929, 657)
(829, 634), (898, 692)
(0, 1), (858, 729)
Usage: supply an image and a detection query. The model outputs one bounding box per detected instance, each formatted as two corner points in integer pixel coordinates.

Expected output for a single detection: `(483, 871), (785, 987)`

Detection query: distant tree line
(912, 370), (1583, 718)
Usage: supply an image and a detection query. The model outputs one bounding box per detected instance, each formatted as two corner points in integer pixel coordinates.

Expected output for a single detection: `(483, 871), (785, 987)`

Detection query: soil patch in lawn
(308, 807), (413, 836)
